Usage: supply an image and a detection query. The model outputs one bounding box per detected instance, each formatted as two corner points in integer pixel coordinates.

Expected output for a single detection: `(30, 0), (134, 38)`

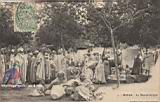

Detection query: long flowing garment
(104, 60), (111, 80)
(45, 58), (51, 81)
(36, 53), (45, 81)
(55, 54), (64, 71)
(144, 54), (154, 75)
(16, 53), (27, 83)
(21, 54), (28, 83)
(2, 63), (22, 85)
(11, 63), (21, 84)
(132, 57), (143, 75)
(14, 54), (25, 83)
(9, 54), (15, 69)
(154, 51), (159, 64)
(30, 56), (37, 83)
(0, 54), (5, 83)
(4, 53), (10, 71)
(26, 55), (32, 82)
(49, 59), (57, 80)
(83, 68), (94, 81)
(61, 56), (68, 73)
(73, 52), (79, 66)
(94, 61), (106, 83)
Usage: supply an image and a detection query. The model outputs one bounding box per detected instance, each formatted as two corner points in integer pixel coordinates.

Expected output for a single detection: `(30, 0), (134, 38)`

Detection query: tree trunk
(110, 29), (120, 87)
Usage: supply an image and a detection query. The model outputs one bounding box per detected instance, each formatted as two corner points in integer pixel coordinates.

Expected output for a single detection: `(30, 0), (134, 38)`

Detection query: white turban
(17, 47), (24, 52)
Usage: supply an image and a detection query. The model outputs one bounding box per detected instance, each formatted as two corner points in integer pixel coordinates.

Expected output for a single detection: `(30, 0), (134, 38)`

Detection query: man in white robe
(49, 51), (57, 81)
(94, 55), (106, 84)
(36, 51), (45, 81)
(49, 57), (57, 81)
(55, 53), (65, 72)
(23, 51), (28, 83)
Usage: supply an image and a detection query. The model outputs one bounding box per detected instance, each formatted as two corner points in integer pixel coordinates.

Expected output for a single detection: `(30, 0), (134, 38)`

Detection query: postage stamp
(14, 3), (38, 32)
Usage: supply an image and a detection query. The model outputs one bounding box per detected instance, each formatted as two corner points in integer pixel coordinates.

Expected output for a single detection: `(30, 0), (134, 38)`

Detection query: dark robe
(154, 51), (159, 64)
(132, 57), (143, 75)
(30, 56), (37, 83)
(26, 55), (32, 83)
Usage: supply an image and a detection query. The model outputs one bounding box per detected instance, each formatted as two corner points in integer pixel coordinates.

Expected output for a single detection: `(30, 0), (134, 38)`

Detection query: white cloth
(144, 54), (154, 70)
(28, 84), (45, 97)
(50, 85), (65, 100)
(23, 54), (28, 82)
(75, 85), (93, 101)
(94, 61), (106, 83)
(54, 54), (64, 71)
(84, 68), (94, 81)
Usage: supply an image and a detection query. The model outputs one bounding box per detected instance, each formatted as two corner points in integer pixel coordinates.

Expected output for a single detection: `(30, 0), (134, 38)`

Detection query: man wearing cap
(9, 49), (16, 69)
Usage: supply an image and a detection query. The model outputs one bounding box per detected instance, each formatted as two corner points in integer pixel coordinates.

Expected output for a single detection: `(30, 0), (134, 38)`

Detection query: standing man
(36, 49), (45, 82)
(132, 53), (143, 75)
(0, 49), (6, 83)
(30, 50), (39, 84)
(15, 47), (26, 83)
(154, 50), (159, 64)
(9, 49), (16, 69)
(103, 56), (111, 81)
(26, 51), (33, 83)
(44, 51), (51, 82)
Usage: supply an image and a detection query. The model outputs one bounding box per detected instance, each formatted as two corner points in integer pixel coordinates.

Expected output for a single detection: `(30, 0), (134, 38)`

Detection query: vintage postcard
(0, 1), (160, 102)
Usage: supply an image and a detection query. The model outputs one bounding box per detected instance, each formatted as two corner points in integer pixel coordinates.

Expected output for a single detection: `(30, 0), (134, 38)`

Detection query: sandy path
(98, 56), (160, 102)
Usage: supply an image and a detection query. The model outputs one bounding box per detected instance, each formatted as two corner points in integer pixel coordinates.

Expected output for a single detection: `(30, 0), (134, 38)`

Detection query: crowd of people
(0, 47), (111, 85)
(0, 46), (159, 101)
(0, 46), (111, 101)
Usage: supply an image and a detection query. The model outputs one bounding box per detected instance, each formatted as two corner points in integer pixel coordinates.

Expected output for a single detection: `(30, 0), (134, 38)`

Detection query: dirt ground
(1, 84), (113, 102)
(1, 87), (73, 102)
(99, 56), (160, 102)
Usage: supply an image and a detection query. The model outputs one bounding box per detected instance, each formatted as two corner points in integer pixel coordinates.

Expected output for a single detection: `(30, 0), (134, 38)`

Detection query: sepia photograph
(0, 0), (160, 102)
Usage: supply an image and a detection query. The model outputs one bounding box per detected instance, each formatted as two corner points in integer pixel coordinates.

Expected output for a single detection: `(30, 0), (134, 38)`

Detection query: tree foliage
(0, 1), (159, 49)
(0, 4), (31, 48)
(37, 2), (84, 50)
